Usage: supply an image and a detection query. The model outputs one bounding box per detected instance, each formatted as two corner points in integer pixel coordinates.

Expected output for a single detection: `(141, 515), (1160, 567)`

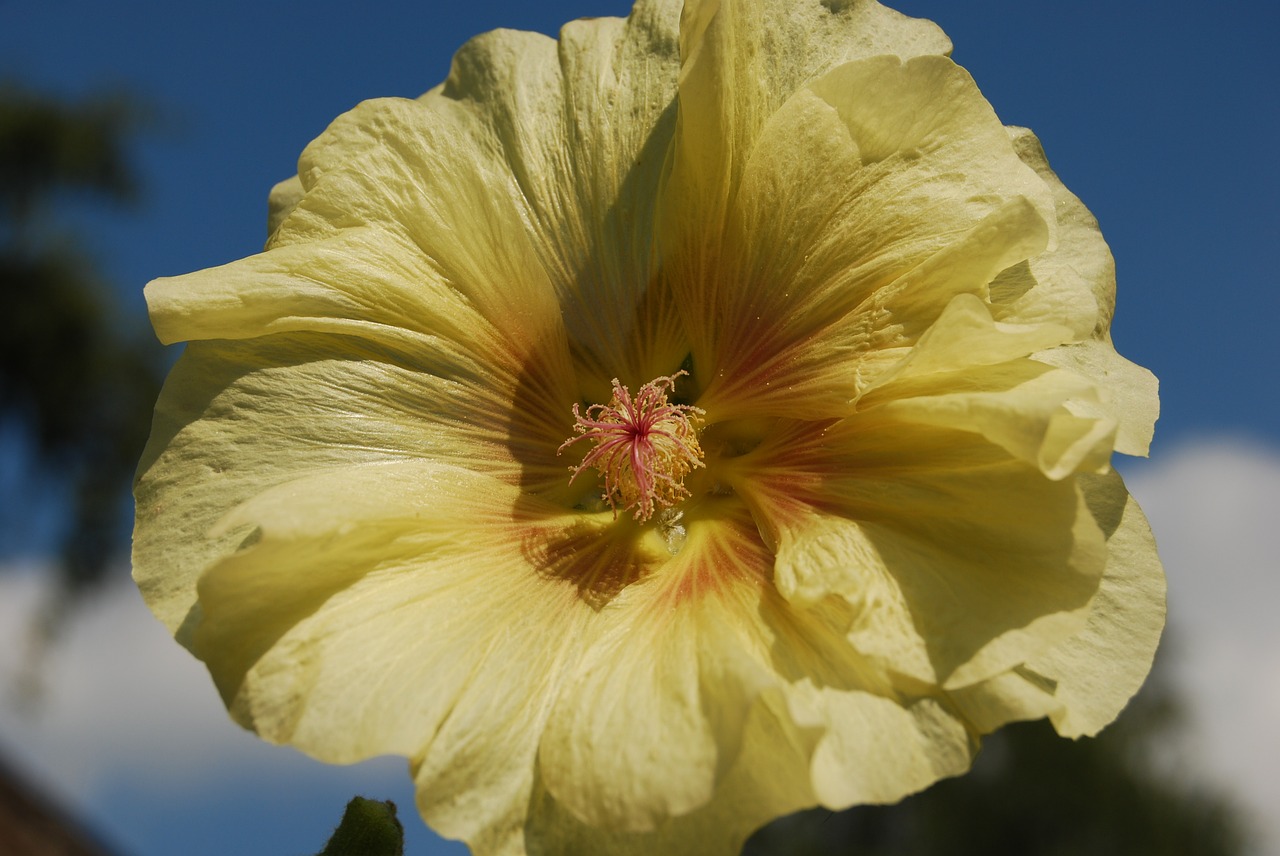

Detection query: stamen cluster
(559, 372), (705, 522)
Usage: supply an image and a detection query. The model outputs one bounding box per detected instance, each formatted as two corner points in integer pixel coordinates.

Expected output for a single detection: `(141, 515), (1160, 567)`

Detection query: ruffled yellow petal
(665, 0), (950, 263)
(948, 470), (1165, 736)
(1033, 339), (1159, 458)
(188, 462), (665, 851)
(539, 508), (778, 831)
(274, 97), (567, 347)
(143, 92), (592, 538)
(943, 666), (1062, 735)
(418, 2), (687, 387)
(524, 694), (817, 856)
(526, 687), (970, 855)
(993, 126), (1160, 455)
(666, 53), (1055, 418)
(266, 175), (304, 242)
(799, 688), (973, 808)
(132, 326), (573, 634)
(148, 225), (536, 357)
(878, 294), (1072, 383)
(863, 297), (1119, 479)
(145, 222), (577, 474)
(876, 370), (1115, 481)
(990, 128), (1115, 339)
(662, 0), (948, 374)
(536, 503), (974, 849)
(733, 410), (1107, 688)
(1027, 471), (1165, 736)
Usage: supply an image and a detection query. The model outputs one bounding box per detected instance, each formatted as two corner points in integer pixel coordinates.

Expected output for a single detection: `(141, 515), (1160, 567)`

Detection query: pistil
(559, 372), (705, 522)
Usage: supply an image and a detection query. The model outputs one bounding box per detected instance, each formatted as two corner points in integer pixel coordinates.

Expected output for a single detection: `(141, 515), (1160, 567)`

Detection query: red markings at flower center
(559, 372), (705, 522)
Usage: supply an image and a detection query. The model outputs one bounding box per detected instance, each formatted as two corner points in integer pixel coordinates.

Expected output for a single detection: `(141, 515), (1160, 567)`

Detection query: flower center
(558, 372), (705, 522)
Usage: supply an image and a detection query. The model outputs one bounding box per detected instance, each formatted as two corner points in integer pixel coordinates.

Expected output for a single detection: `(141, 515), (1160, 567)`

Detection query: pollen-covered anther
(558, 372), (705, 522)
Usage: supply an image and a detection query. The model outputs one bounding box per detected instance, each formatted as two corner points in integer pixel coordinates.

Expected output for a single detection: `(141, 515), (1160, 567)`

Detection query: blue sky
(1, 1), (1278, 855)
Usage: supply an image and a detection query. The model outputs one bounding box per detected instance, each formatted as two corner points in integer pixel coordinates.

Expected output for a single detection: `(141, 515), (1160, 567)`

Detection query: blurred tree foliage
(745, 648), (1249, 856)
(0, 81), (162, 600)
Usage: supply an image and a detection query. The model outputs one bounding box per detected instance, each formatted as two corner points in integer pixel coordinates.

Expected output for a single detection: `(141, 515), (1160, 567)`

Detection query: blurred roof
(0, 754), (121, 856)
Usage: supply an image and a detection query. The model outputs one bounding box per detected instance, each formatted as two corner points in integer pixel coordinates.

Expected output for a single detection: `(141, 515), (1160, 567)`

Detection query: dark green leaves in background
(0, 82), (162, 601)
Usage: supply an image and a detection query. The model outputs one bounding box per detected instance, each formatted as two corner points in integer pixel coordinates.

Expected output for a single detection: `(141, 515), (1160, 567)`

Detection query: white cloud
(1122, 436), (1280, 855)
(2, 565), (288, 797)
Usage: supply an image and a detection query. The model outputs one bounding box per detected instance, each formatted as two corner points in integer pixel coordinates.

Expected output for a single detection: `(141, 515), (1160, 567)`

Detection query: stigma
(559, 372), (705, 522)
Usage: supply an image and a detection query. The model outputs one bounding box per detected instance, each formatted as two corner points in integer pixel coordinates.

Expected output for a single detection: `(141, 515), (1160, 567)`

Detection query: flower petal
(537, 506), (781, 831)
(132, 328), (573, 634)
(992, 126), (1159, 455)
(524, 694), (817, 856)
(1025, 470), (1165, 736)
(989, 129), (1110, 334)
(419, 2), (687, 386)
(1034, 339), (1159, 458)
(661, 0), (949, 380)
(525, 687), (971, 855)
(266, 175), (304, 241)
(734, 412), (1107, 689)
(667, 54), (1056, 418)
(148, 225), (531, 356)
(878, 294), (1072, 383)
(664, 0), (950, 263)
(799, 687), (974, 808)
(186, 461), (676, 852)
(947, 470), (1165, 737)
(536, 501), (973, 847)
(1029, 468), (1172, 737)
(144, 223), (579, 467)
(870, 347), (1117, 480)
(942, 666), (1062, 734)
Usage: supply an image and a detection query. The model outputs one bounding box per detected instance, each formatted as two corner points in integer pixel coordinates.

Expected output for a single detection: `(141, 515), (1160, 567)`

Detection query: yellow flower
(133, 0), (1165, 853)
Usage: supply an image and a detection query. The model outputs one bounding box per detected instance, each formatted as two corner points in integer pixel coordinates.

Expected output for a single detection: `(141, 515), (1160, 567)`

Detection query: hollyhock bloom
(133, 0), (1164, 853)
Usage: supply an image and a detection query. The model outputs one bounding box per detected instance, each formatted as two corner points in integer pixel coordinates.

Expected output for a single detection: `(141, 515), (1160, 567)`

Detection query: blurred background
(0, 0), (1276, 854)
